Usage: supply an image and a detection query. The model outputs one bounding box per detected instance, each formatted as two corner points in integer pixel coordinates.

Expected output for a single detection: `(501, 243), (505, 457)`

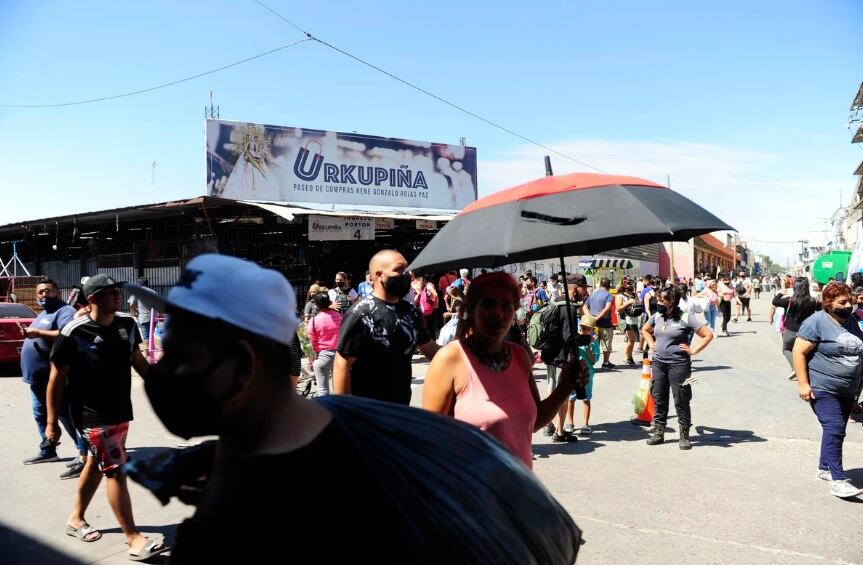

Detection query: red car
(0, 302), (37, 368)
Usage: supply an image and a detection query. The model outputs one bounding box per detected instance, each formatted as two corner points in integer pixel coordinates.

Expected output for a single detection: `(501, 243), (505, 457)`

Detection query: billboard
(206, 120), (478, 210)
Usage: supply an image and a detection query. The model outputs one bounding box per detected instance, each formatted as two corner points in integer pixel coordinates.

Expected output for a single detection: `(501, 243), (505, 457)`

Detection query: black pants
(719, 300), (732, 332)
(651, 360), (692, 429)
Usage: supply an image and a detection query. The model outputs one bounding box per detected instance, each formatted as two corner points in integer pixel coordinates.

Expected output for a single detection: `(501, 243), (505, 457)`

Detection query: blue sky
(1, 0), (861, 263)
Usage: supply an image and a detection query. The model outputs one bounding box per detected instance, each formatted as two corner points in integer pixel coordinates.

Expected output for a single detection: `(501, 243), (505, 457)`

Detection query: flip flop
(65, 522), (101, 542)
(128, 537), (167, 561)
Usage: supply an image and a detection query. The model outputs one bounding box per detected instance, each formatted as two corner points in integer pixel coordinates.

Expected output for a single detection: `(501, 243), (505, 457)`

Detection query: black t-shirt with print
(169, 421), (416, 564)
(337, 296), (430, 404)
(50, 313), (142, 428)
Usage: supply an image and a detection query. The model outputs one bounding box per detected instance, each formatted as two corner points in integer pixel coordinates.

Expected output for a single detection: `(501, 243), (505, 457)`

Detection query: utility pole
(667, 174), (675, 281)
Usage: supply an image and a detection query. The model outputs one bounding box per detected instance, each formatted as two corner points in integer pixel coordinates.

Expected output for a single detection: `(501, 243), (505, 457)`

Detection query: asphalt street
(1, 295), (861, 564)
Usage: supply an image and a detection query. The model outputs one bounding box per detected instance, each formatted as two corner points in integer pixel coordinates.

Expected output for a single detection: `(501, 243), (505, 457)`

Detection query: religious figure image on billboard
(206, 120), (478, 210)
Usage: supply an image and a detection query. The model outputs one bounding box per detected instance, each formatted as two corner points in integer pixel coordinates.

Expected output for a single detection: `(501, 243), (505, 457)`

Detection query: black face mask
(336, 281), (346, 289)
(145, 352), (239, 439)
(833, 306), (853, 320)
(656, 304), (669, 316)
(37, 296), (65, 311)
(383, 273), (411, 297)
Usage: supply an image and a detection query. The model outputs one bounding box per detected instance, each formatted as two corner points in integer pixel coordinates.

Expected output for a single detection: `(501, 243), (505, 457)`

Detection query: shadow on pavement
(692, 365), (732, 373)
(0, 521), (84, 564)
(692, 425), (766, 447)
(582, 419), (675, 442)
(532, 439), (602, 458)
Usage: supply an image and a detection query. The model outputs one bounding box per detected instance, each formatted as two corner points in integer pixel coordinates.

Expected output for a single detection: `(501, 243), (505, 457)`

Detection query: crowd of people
(15, 252), (863, 562)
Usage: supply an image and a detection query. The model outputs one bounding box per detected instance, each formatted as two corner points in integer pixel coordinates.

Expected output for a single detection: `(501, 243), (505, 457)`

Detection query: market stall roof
(0, 196), (455, 239)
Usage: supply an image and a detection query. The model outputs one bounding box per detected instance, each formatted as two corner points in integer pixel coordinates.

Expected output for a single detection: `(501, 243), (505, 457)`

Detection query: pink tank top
(454, 340), (537, 468)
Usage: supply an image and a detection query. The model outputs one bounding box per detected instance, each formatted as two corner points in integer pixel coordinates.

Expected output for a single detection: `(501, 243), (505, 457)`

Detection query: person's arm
(45, 362), (69, 444)
(307, 318), (319, 353)
(616, 295), (633, 312)
(596, 296), (613, 320)
(418, 340), (440, 361)
(644, 291), (654, 317)
(333, 353), (355, 395)
(679, 325), (714, 356)
(23, 327), (60, 340)
(421, 343), (459, 414)
(581, 301), (590, 317)
(792, 338), (817, 402)
(640, 319), (656, 349)
(128, 297), (138, 319)
(132, 349), (150, 378)
(289, 333), (302, 386)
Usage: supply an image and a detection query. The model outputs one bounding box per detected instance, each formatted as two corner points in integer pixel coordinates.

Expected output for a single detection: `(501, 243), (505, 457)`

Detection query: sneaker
(60, 461), (85, 480)
(732, 318), (738, 323)
(562, 424), (574, 434)
(552, 433), (577, 443)
(816, 469), (832, 481)
(747, 317), (752, 322)
(23, 453), (60, 465)
(626, 358), (636, 366)
(830, 479), (862, 498)
(578, 426), (593, 436)
(724, 330), (730, 337)
(542, 423), (555, 437)
(66, 458), (85, 468)
(601, 362), (614, 369)
(607, 361), (616, 368)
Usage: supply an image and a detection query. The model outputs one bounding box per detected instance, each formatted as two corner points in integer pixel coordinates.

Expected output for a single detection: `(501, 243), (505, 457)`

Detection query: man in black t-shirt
(45, 274), (164, 560)
(334, 250), (440, 404)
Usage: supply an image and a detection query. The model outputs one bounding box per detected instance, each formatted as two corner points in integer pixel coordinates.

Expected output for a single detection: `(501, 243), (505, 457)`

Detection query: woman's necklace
(463, 335), (511, 372)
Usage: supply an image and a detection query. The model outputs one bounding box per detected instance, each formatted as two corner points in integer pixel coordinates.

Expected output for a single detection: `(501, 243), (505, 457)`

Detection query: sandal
(65, 522), (101, 543)
(128, 537), (167, 561)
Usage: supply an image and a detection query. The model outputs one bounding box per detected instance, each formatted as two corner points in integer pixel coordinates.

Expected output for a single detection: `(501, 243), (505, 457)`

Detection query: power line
(250, 0), (607, 173)
(0, 39), (310, 108)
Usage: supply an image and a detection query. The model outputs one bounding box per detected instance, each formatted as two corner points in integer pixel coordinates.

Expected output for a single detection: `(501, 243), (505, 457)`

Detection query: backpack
(735, 282), (746, 296)
(625, 294), (644, 318)
(527, 303), (563, 351)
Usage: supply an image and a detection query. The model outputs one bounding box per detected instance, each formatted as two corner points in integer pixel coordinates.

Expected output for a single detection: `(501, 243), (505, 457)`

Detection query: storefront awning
(240, 201), (456, 222)
(591, 259), (633, 269)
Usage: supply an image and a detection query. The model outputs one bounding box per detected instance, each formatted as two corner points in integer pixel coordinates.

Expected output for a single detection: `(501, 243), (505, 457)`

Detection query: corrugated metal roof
(0, 196), (455, 238)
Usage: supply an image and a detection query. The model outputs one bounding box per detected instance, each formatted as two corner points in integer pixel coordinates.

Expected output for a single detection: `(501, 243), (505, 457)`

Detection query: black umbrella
(409, 172), (733, 351)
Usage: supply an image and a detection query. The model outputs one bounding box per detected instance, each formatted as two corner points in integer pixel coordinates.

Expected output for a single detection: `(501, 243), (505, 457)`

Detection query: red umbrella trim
(461, 173), (664, 215)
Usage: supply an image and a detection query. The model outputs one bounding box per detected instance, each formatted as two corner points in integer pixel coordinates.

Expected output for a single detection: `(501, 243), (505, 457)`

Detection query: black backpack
(735, 282), (746, 296)
(530, 302), (564, 352)
(624, 294), (644, 317)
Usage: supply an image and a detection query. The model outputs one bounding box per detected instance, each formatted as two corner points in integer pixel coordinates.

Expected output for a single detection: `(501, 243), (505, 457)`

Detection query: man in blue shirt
(20, 279), (87, 478)
(357, 270), (374, 299)
(584, 277), (616, 368)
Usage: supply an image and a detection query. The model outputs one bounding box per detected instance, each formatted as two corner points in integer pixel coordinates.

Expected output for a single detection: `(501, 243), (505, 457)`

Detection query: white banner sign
(375, 218), (395, 230)
(416, 220), (437, 230)
(308, 215), (375, 241)
(206, 120), (478, 210)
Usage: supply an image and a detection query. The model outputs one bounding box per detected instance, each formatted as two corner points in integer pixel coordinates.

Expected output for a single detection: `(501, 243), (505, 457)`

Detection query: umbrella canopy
(408, 173), (733, 273)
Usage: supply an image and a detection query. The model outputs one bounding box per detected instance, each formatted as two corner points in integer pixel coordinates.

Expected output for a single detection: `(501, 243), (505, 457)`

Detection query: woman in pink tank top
(423, 272), (584, 468)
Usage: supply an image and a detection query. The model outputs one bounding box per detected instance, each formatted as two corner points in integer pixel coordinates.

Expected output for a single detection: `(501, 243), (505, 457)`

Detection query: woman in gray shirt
(792, 282), (863, 499)
(640, 285), (714, 450)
